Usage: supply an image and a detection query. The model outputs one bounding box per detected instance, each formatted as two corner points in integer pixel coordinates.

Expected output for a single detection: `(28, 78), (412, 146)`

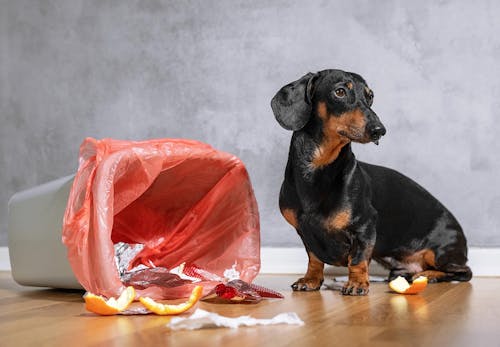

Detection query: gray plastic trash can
(7, 175), (82, 289)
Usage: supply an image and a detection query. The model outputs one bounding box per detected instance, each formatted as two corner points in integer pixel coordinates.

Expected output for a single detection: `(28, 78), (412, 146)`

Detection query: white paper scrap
(167, 309), (304, 330)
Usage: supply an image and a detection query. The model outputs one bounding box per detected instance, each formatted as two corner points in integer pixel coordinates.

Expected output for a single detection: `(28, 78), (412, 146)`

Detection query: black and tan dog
(271, 69), (472, 295)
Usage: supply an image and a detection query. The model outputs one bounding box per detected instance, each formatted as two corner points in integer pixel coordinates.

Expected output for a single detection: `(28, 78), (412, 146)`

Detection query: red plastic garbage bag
(62, 138), (260, 299)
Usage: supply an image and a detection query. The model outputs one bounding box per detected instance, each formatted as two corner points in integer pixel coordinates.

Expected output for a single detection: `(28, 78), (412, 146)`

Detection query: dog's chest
(297, 221), (351, 266)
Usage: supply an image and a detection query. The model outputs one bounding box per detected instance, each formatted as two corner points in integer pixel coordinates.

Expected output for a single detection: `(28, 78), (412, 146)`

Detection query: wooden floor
(1, 272), (500, 347)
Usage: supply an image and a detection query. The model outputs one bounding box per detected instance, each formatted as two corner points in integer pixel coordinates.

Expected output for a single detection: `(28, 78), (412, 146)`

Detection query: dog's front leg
(291, 251), (324, 291)
(342, 224), (376, 296)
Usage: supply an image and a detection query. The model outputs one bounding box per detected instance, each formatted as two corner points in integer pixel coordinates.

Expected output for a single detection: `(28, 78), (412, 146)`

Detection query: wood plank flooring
(1, 272), (500, 347)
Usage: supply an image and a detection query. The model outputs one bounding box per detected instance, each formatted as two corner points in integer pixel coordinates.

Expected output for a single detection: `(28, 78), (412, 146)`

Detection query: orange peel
(84, 286), (136, 315)
(389, 276), (428, 295)
(139, 285), (203, 315)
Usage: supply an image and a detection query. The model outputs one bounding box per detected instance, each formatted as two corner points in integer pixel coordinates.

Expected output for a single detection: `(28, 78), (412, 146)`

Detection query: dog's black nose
(369, 125), (386, 140)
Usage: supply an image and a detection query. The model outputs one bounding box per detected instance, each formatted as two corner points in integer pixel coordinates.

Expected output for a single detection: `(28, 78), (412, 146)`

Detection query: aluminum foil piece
(114, 242), (145, 276)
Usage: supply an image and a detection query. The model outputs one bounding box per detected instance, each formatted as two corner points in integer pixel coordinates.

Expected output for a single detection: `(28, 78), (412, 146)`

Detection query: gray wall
(2, 0), (500, 247)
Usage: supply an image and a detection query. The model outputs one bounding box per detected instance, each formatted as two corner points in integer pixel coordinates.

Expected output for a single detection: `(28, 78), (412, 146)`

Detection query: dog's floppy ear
(271, 72), (318, 131)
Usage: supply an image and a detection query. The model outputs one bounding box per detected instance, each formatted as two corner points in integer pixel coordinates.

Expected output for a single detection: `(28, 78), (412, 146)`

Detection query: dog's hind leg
(415, 214), (472, 282)
(413, 264), (472, 282)
(411, 246), (472, 282)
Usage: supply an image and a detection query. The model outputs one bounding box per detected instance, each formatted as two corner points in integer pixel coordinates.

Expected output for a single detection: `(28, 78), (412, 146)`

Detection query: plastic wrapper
(121, 267), (192, 290)
(62, 138), (260, 299)
(202, 280), (285, 304)
(181, 264), (283, 303)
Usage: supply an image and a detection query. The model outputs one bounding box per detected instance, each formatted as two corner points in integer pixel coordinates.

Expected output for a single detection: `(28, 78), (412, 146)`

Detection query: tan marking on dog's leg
(402, 249), (437, 273)
(325, 209), (351, 231)
(348, 260), (369, 284)
(292, 252), (324, 291)
(281, 208), (298, 229)
(412, 270), (447, 282)
(423, 249), (436, 268)
(343, 258), (370, 295)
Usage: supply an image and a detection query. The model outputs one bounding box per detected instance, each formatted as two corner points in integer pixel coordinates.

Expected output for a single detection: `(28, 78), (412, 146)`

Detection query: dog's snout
(368, 125), (386, 141)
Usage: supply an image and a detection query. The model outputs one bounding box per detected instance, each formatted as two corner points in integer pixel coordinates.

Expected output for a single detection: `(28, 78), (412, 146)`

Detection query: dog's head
(271, 69), (386, 144)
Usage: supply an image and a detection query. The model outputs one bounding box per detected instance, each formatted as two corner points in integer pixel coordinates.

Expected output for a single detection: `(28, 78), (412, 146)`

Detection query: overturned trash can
(8, 174), (80, 289)
(10, 138), (261, 300)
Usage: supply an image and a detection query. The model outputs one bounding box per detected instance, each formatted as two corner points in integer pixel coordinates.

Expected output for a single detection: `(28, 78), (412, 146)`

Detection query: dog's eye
(334, 88), (346, 98)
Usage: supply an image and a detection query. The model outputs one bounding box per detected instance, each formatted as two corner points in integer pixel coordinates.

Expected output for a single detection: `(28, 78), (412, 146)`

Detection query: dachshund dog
(271, 69), (472, 295)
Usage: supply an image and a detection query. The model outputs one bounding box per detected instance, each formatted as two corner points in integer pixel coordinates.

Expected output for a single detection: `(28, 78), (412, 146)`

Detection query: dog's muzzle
(368, 124), (386, 145)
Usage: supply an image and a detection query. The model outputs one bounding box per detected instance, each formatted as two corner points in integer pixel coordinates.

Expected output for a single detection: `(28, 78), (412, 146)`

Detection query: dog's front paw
(291, 277), (324, 291)
(341, 280), (369, 296)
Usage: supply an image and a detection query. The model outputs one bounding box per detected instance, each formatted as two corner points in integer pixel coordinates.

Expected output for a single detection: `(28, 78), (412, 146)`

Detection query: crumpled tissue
(167, 309), (304, 330)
